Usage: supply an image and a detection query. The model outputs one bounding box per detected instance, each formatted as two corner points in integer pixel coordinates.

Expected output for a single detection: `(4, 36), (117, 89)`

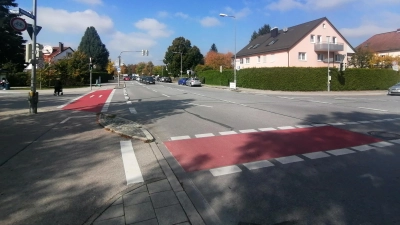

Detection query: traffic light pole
(28, 0), (38, 114)
(117, 50), (148, 87)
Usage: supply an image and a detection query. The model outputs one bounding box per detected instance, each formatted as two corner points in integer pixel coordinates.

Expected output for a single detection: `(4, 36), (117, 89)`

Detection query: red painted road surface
(62, 90), (112, 112)
(164, 126), (382, 172)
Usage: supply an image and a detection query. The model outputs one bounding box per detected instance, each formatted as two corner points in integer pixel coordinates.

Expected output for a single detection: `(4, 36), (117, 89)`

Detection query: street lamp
(173, 52), (183, 77)
(327, 36), (330, 92)
(220, 13), (236, 88)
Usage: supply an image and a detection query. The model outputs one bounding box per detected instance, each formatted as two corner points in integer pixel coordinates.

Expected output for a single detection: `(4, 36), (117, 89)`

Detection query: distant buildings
(356, 29), (400, 57)
(235, 17), (355, 69)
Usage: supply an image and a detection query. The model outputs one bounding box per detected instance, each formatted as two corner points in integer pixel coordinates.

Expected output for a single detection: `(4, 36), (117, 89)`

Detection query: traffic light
(89, 63), (93, 71)
(145, 50), (149, 56)
(142, 50), (144, 56)
(36, 43), (43, 59)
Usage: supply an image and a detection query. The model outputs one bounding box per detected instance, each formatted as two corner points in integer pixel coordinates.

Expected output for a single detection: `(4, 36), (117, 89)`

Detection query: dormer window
(267, 39), (278, 46)
(323, 23), (326, 29)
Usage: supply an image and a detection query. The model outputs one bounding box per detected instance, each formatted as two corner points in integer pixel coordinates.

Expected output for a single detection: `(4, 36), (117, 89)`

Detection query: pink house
(235, 17), (355, 69)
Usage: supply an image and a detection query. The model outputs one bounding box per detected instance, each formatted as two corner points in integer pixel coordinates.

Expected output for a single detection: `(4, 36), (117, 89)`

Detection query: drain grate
(367, 131), (400, 140)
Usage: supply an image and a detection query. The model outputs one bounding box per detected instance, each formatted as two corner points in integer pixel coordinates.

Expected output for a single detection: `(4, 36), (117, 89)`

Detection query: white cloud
(157, 11), (169, 18)
(200, 17), (221, 27)
(266, 0), (357, 11)
(175, 12), (189, 19)
(134, 18), (173, 38)
(223, 7), (251, 19)
(108, 31), (156, 53)
(36, 7), (113, 34)
(73, 0), (103, 5)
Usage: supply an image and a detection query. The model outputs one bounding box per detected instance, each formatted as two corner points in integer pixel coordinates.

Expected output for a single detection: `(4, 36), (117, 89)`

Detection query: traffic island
(97, 113), (154, 142)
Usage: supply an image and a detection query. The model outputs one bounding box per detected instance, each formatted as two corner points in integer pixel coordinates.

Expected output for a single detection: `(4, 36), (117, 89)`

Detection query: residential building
(356, 29), (400, 57)
(43, 42), (74, 63)
(235, 17), (355, 69)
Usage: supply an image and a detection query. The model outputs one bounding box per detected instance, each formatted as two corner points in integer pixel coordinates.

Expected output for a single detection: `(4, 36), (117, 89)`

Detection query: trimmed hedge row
(197, 67), (400, 91)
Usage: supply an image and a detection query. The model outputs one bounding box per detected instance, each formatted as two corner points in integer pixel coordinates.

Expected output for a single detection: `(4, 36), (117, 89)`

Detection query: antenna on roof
(283, 27), (288, 33)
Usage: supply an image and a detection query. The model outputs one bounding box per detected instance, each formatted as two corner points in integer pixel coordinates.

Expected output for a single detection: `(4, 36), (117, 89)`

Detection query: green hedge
(197, 67), (400, 91)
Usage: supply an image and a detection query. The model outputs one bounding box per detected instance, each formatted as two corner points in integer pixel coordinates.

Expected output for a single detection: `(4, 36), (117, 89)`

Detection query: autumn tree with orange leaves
(204, 51), (233, 70)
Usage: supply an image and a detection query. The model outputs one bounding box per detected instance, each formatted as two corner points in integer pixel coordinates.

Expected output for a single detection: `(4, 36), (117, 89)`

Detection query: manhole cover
(367, 131), (400, 140)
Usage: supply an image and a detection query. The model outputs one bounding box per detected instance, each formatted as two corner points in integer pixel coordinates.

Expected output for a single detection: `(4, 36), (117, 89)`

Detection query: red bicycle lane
(62, 89), (113, 112)
(164, 126), (382, 172)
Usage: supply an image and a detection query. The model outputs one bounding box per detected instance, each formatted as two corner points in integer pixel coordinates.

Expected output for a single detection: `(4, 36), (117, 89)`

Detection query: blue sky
(15, 0), (400, 65)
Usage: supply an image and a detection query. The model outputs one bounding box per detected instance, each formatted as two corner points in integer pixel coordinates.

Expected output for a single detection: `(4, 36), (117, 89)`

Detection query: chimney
(271, 27), (278, 38)
(59, 42), (64, 52)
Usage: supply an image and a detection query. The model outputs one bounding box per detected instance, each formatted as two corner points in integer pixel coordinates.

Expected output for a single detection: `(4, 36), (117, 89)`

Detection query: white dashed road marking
(239, 129), (258, 133)
(120, 141), (144, 185)
(275, 155), (304, 164)
(351, 145), (375, 151)
(302, 151), (330, 159)
(171, 136), (191, 141)
(129, 107), (137, 114)
(358, 107), (388, 112)
(370, 141), (394, 148)
(278, 126), (295, 130)
(219, 131), (237, 135)
(258, 127), (277, 131)
(243, 160), (274, 170)
(210, 165), (242, 176)
(195, 133), (215, 138)
(326, 148), (355, 156)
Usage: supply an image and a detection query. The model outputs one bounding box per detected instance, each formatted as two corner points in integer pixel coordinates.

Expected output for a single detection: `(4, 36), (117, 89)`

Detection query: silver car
(186, 77), (202, 87)
(388, 82), (400, 95)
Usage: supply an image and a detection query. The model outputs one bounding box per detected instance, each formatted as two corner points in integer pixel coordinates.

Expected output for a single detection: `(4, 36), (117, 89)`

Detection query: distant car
(178, 78), (188, 85)
(145, 76), (155, 84)
(164, 77), (172, 83)
(123, 76), (130, 81)
(186, 77), (201, 87)
(388, 82), (400, 95)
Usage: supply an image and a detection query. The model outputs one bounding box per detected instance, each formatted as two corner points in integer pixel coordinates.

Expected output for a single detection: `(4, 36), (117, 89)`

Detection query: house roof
(236, 17), (353, 58)
(356, 29), (400, 53)
(44, 46), (74, 62)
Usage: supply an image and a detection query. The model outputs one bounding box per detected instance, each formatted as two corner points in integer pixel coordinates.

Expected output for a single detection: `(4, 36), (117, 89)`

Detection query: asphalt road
(121, 81), (400, 225)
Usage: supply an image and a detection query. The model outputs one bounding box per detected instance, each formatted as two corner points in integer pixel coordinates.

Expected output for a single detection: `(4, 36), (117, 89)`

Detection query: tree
(136, 62), (146, 75)
(210, 43), (218, 52)
(347, 47), (374, 68)
(77, 27), (109, 71)
(0, 0), (26, 73)
(164, 37), (204, 77)
(106, 59), (115, 75)
(144, 61), (154, 75)
(249, 24), (271, 42)
(204, 51), (233, 70)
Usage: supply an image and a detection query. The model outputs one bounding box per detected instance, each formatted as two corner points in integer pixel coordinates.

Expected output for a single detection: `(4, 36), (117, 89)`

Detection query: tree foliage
(250, 24), (271, 42)
(0, 0), (26, 73)
(77, 26), (109, 71)
(210, 43), (218, 52)
(347, 47), (374, 68)
(164, 37), (204, 77)
(204, 51), (233, 70)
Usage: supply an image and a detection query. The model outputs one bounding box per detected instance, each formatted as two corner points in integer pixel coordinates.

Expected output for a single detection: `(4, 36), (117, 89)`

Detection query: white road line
(210, 165), (242, 176)
(302, 151), (330, 159)
(243, 160), (274, 170)
(90, 95), (95, 98)
(357, 121), (372, 124)
(239, 104), (248, 107)
(127, 101), (132, 104)
(129, 107), (137, 114)
(258, 127), (276, 131)
(187, 103), (212, 108)
(219, 131), (237, 135)
(101, 89), (115, 112)
(371, 120), (385, 122)
(312, 124), (328, 127)
(124, 96), (129, 99)
(351, 145), (375, 151)
(57, 91), (95, 108)
(171, 136), (191, 141)
(295, 125), (313, 128)
(277, 126), (295, 130)
(162, 94), (170, 97)
(358, 107), (388, 112)
(120, 141), (144, 185)
(390, 139), (400, 144)
(343, 122), (359, 125)
(195, 133), (215, 138)
(60, 118), (70, 124)
(99, 95), (102, 98)
(309, 100), (332, 104)
(275, 155), (304, 164)
(278, 96), (294, 99)
(153, 90), (158, 92)
(239, 129), (258, 133)
(326, 148), (355, 156)
(370, 141), (394, 148)
(328, 122), (345, 126)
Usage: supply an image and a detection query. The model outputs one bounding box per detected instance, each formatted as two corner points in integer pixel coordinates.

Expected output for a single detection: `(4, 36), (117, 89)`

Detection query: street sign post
(10, 17), (27, 32)
(19, 8), (35, 19)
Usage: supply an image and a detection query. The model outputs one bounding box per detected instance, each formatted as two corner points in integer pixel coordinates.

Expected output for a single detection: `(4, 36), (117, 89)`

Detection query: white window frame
(245, 58), (250, 64)
(270, 54), (275, 62)
(263, 55), (267, 63)
(240, 58), (243, 64)
(332, 36), (337, 44)
(310, 35), (315, 43)
(298, 52), (307, 61)
(335, 54), (342, 62)
(317, 35), (322, 43)
(323, 23), (326, 29)
(317, 53), (324, 61)
(257, 56), (261, 63)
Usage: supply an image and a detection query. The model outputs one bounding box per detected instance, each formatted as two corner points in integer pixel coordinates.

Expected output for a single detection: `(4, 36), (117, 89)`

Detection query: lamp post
(173, 52), (182, 77)
(220, 13), (236, 88)
(327, 36), (330, 92)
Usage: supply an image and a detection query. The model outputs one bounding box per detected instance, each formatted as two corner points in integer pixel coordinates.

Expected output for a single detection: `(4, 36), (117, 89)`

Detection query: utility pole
(28, 0), (38, 114)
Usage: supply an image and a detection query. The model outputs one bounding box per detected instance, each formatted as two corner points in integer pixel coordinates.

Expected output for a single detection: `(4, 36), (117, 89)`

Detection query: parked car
(178, 78), (188, 85)
(388, 82), (400, 95)
(186, 77), (202, 87)
(140, 76), (147, 83)
(164, 77), (172, 83)
(123, 76), (130, 81)
(145, 76), (155, 84)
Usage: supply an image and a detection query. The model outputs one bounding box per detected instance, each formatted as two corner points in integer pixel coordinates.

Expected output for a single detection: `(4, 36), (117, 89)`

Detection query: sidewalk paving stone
(130, 218), (158, 225)
(155, 204), (188, 225)
(125, 202), (156, 224)
(147, 179), (172, 194)
(150, 190), (179, 209)
(93, 216), (125, 225)
(124, 191), (151, 206)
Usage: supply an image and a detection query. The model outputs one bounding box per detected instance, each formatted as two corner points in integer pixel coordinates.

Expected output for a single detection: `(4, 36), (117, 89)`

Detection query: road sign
(10, 17), (27, 32)
(26, 24), (42, 40)
(19, 8), (35, 19)
(117, 67), (121, 72)
(393, 65), (399, 71)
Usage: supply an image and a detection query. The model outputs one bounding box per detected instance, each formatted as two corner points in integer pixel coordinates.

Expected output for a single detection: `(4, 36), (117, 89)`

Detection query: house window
(323, 23), (326, 29)
(317, 54), (324, 61)
(335, 54), (342, 62)
(310, 35), (315, 43)
(240, 58), (243, 64)
(263, 55), (267, 63)
(298, 52), (307, 61)
(270, 54), (275, 62)
(257, 56), (261, 63)
(332, 37), (337, 44)
(67, 53), (72, 57)
(245, 58), (250, 64)
(317, 35), (322, 43)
